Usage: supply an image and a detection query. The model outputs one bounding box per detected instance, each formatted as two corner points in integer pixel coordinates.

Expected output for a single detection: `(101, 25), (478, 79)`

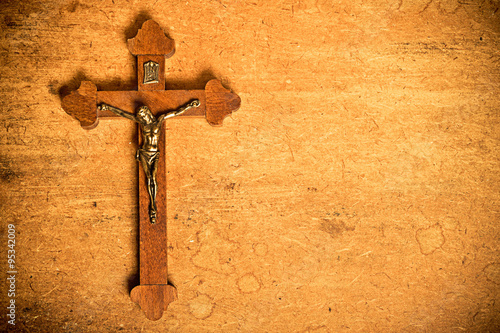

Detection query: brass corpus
(98, 100), (201, 224)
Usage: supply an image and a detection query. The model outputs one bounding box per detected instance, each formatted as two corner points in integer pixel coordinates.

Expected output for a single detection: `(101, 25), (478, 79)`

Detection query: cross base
(130, 284), (178, 321)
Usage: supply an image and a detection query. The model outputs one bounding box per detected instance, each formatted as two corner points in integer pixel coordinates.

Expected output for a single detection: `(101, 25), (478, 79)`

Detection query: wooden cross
(61, 20), (240, 321)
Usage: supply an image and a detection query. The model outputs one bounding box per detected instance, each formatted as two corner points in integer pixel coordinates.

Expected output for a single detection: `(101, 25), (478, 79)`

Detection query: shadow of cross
(61, 20), (241, 321)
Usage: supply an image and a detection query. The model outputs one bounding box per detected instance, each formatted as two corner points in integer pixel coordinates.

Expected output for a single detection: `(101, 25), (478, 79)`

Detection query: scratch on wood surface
(347, 272), (362, 287)
(358, 251), (372, 257)
(42, 285), (59, 297)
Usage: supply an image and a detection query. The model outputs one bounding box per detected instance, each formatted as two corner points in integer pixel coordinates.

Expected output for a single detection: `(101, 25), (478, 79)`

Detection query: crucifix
(62, 20), (241, 321)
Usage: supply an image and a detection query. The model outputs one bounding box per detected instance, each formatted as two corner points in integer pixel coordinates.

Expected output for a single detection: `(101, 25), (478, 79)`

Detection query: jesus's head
(137, 106), (155, 124)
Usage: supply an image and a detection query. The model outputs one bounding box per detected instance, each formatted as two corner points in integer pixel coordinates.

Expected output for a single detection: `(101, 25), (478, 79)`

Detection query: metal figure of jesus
(98, 100), (200, 223)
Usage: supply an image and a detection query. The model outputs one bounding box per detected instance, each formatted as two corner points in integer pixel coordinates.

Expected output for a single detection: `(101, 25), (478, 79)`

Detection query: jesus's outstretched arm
(99, 104), (139, 123)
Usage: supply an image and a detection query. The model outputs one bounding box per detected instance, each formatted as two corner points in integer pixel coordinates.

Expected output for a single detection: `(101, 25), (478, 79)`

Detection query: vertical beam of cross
(61, 20), (240, 321)
(128, 20), (177, 321)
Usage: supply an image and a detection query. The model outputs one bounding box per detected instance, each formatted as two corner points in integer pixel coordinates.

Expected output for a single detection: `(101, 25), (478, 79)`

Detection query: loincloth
(136, 149), (160, 165)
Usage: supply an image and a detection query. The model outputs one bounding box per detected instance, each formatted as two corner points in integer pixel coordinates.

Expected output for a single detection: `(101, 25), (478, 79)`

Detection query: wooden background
(1, 0), (499, 331)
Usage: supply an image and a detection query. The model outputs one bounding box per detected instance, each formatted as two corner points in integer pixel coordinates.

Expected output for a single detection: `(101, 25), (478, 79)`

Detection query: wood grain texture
(1, 1), (500, 332)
